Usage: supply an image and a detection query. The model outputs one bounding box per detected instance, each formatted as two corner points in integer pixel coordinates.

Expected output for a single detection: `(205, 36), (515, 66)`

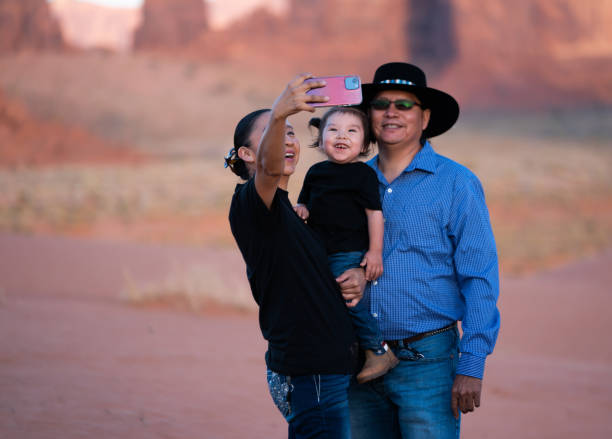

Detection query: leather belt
(386, 322), (457, 349)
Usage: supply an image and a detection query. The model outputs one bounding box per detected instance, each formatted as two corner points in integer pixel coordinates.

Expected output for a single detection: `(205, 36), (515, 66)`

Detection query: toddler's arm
(361, 209), (384, 281)
(293, 203), (310, 220)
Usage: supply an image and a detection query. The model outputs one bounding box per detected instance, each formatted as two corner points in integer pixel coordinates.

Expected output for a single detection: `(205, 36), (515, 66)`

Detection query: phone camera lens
(345, 76), (360, 90)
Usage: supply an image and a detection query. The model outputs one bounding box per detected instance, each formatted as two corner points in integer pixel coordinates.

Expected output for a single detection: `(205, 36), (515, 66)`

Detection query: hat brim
(361, 83), (459, 138)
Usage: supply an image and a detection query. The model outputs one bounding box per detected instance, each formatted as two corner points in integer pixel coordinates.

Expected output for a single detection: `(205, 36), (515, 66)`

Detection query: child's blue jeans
(328, 251), (385, 355)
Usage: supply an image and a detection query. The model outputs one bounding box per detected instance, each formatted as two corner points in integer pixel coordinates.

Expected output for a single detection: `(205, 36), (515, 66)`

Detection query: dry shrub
(0, 158), (237, 234)
(121, 262), (255, 312)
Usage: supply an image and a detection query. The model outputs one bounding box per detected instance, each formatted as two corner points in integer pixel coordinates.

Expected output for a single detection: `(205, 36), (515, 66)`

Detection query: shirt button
(387, 188), (393, 193)
(373, 280), (378, 286)
(372, 313), (378, 318)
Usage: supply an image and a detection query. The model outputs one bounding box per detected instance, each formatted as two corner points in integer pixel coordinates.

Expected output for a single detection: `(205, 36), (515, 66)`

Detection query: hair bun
(308, 117), (321, 130)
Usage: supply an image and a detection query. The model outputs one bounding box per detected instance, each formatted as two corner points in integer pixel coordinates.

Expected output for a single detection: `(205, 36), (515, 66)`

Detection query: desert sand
(1, 233), (611, 438)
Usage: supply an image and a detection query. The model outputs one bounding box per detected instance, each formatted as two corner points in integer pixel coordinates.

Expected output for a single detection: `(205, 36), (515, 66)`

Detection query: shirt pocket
(396, 202), (444, 252)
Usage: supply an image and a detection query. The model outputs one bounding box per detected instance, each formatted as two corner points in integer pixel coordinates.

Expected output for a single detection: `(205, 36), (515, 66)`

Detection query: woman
(226, 74), (365, 438)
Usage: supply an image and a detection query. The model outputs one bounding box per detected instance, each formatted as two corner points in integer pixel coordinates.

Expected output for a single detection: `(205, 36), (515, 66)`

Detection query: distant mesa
(1, 0), (610, 109)
(0, 88), (145, 167)
(133, 0), (209, 50)
(0, 0), (64, 53)
(126, 0), (612, 108)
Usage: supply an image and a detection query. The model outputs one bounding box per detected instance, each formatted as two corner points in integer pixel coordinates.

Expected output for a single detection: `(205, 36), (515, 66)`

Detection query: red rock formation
(288, 0), (404, 39)
(435, 0), (612, 109)
(133, 0), (208, 50)
(407, 0), (457, 75)
(130, 0), (612, 108)
(0, 0), (64, 53)
(0, 89), (146, 167)
(193, 0), (407, 76)
(288, 0), (612, 108)
(198, 0), (612, 108)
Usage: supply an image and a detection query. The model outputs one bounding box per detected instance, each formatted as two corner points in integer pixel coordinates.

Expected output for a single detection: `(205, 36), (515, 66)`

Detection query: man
(347, 62), (500, 438)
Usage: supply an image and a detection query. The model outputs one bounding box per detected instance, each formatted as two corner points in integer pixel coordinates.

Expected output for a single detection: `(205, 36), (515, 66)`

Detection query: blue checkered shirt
(366, 141), (500, 379)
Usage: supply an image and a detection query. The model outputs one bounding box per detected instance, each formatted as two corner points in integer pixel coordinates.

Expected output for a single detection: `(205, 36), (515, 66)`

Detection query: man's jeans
(328, 251), (386, 354)
(267, 370), (352, 439)
(348, 327), (461, 439)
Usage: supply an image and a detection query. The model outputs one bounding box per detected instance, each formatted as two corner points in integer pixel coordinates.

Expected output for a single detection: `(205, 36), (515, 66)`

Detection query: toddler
(295, 106), (398, 383)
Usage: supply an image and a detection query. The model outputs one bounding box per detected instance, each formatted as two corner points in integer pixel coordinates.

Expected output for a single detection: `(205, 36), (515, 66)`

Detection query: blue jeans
(348, 328), (461, 439)
(267, 370), (352, 439)
(328, 251), (385, 354)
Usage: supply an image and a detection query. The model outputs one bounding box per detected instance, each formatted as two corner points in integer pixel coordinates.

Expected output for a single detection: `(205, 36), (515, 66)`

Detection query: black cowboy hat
(362, 62), (459, 138)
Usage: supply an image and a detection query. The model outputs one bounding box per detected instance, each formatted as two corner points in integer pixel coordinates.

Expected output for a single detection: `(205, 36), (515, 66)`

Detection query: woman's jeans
(267, 370), (352, 439)
(328, 251), (385, 354)
(348, 327), (461, 439)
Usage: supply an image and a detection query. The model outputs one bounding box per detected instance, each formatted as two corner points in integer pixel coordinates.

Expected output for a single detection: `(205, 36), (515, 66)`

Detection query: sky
(49, 0), (287, 28)
(66, 0), (143, 6)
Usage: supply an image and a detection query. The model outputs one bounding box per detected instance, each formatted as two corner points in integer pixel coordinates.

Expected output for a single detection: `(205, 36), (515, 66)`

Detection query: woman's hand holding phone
(271, 73), (329, 120)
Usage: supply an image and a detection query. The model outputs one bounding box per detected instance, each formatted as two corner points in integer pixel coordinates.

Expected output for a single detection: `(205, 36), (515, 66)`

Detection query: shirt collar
(406, 141), (437, 174)
(368, 141), (437, 180)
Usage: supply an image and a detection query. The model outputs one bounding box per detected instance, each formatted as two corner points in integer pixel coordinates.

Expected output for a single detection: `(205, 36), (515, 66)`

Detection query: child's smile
(321, 112), (366, 164)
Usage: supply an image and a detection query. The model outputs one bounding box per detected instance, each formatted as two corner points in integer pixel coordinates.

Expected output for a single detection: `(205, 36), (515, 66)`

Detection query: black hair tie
(224, 147), (238, 169)
(308, 117), (321, 130)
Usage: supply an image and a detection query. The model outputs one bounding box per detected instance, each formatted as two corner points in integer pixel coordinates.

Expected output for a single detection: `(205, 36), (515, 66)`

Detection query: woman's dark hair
(225, 108), (270, 180)
(308, 107), (373, 157)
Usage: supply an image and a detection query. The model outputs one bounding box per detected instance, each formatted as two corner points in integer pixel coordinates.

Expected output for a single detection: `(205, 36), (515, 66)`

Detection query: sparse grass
(121, 263), (256, 312)
(490, 195), (612, 273)
(2, 127), (610, 280)
(0, 159), (238, 238)
(434, 128), (612, 274)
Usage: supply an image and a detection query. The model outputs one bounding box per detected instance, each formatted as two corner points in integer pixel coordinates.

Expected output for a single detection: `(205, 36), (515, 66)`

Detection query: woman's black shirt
(229, 178), (358, 376)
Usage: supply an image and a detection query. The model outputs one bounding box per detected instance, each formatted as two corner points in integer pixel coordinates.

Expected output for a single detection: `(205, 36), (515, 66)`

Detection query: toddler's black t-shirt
(298, 161), (382, 255)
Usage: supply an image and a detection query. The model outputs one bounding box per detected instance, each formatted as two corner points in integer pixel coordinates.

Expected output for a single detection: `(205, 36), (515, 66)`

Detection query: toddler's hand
(293, 204), (310, 220)
(360, 250), (383, 281)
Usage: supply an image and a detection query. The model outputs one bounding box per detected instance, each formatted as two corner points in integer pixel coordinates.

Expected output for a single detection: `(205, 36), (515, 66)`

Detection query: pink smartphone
(305, 75), (363, 107)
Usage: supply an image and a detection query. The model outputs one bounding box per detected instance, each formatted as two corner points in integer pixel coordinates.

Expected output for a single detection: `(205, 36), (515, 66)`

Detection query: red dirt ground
(1, 233), (611, 438)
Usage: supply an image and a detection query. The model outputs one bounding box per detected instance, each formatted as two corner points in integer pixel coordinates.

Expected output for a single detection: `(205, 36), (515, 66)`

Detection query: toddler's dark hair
(225, 108), (270, 180)
(308, 107), (373, 157)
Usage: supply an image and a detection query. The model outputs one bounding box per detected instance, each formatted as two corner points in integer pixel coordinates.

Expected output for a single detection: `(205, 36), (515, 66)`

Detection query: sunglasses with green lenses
(369, 99), (423, 111)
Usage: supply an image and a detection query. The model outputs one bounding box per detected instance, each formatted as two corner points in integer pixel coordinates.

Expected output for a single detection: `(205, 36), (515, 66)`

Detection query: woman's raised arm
(255, 74), (327, 208)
